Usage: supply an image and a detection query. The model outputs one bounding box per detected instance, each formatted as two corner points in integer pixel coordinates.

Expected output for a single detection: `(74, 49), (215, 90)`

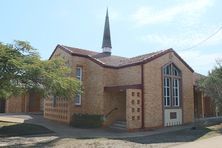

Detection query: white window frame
(76, 66), (82, 81)
(164, 77), (171, 107)
(173, 79), (180, 107)
(75, 93), (81, 106)
(75, 66), (82, 106)
(163, 63), (181, 108)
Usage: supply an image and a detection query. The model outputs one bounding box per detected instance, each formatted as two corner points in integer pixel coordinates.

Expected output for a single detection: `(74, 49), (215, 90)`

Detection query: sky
(0, 0), (222, 75)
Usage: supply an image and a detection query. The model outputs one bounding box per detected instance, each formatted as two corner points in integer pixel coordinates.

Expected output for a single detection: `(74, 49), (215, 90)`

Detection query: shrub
(70, 114), (104, 128)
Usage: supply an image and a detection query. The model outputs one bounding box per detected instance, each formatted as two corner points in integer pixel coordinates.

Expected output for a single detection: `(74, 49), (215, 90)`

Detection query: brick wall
(5, 92), (41, 113)
(143, 52), (194, 128)
(126, 89), (142, 130)
(5, 96), (24, 113)
(44, 98), (71, 123)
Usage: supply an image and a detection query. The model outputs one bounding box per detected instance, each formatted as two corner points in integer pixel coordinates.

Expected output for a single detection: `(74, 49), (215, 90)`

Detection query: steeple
(102, 8), (112, 55)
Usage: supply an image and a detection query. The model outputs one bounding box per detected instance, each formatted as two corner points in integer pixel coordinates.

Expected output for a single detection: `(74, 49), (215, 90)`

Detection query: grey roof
(102, 9), (112, 49)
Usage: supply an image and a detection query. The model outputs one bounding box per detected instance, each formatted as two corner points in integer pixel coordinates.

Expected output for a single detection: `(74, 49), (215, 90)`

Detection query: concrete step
(115, 120), (126, 125)
(109, 120), (127, 131)
(113, 123), (126, 128)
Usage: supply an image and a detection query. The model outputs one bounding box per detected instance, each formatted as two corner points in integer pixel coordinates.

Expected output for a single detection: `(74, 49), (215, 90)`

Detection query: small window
(137, 92), (140, 97)
(75, 94), (81, 106)
(137, 100), (140, 104)
(132, 108), (135, 113)
(170, 112), (177, 119)
(132, 92), (135, 96)
(131, 100), (135, 105)
(172, 65), (181, 76)
(164, 65), (171, 75)
(137, 116), (140, 120)
(76, 67), (82, 81)
(137, 108), (140, 112)
(132, 116), (135, 120)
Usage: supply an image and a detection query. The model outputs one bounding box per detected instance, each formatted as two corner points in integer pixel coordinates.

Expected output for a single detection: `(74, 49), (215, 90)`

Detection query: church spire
(102, 8), (112, 55)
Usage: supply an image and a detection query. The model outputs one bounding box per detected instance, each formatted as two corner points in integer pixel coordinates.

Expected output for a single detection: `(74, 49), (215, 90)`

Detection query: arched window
(163, 63), (181, 107)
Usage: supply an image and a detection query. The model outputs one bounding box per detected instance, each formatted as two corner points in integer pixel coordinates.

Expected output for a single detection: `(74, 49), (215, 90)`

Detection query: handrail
(105, 107), (118, 118)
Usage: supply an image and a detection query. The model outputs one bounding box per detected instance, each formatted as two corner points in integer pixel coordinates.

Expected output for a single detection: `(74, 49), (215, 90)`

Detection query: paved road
(172, 135), (222, 148)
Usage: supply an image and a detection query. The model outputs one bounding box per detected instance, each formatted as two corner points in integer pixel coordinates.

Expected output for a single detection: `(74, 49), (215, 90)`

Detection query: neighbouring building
(193, 73), (217, 119)
(0, 92), (43, 113)
(44, 9), (196, 130)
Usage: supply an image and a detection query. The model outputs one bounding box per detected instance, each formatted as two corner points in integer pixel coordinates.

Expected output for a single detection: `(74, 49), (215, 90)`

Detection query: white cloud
(141, 25), (222, 74)
(132, 0), (214, 26)
(141, 25), (222, 50)
(179, 50), (222, 75)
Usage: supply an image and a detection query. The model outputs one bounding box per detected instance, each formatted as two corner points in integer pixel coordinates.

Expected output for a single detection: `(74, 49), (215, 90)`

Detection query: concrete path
(172, 135), (222, 148)
(0, 113), (193, 138)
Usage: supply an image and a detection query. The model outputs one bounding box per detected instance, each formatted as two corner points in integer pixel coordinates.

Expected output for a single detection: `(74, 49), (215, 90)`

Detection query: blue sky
(0, 0), (222, 75)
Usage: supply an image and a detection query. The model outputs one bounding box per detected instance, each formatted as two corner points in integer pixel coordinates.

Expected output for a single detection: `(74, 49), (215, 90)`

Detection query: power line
(180, 26), (222, 51)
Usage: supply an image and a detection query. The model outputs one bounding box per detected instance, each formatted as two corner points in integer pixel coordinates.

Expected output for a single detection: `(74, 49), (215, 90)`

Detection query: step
(109, 120), (127, 131)
(113, 123), (126, 128)
(109, 125), (126, 131)
(115, 120), (126, 125)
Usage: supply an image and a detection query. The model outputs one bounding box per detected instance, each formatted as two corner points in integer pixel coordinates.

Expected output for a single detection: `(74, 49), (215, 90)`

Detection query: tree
(0, 40), (80, 100)
(199, 60), (222, 112)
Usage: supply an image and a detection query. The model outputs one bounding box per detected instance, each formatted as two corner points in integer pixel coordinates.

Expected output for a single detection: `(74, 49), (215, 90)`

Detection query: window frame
(75, 66), (83, 106)
(75, 93), (81, 106)
(76, 66), (83, 81)
(163, 63), (182, 108)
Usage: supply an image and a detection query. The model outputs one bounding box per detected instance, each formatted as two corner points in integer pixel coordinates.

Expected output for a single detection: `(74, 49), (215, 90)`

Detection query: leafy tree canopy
(199, 60), (222, 111)
(0, 40), (80, 100)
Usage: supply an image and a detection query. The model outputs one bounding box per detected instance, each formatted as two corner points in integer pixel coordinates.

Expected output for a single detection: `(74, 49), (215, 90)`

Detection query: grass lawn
(0, 121), (53, 137)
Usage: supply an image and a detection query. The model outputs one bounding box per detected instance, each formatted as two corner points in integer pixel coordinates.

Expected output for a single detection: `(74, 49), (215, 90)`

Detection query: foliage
(71, 114), (104, 128)
(0, 40), (81, 100)
(198, 60), (222, 111)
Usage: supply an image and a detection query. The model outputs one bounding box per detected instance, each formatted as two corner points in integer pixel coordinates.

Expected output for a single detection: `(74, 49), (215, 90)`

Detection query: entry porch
(103, 84), (142, 130)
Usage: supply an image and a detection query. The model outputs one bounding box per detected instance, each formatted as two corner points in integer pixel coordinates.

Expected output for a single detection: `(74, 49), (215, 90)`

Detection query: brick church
(44, 9), (197, 130)
(0, 9), (216, 131)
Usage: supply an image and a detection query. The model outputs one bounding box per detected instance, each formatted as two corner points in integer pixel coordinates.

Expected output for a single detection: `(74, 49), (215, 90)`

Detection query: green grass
(0, 121), (54, 137)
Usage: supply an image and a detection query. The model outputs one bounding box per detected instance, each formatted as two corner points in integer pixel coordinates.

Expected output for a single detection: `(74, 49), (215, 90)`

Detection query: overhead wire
(179, 26), (222, 51)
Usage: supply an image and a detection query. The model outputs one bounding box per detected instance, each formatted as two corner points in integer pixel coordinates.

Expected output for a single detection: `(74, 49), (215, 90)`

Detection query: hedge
(70, 114), (104, 128)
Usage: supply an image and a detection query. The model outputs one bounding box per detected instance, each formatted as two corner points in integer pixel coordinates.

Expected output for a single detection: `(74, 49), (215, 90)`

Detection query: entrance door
(0, 100), (6, 113)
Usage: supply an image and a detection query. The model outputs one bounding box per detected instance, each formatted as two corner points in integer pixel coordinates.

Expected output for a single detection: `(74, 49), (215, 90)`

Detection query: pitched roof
(49, 44), (194, 72)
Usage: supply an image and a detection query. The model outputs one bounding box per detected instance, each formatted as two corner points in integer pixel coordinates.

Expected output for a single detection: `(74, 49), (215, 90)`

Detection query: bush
(70, 114), (104, 128)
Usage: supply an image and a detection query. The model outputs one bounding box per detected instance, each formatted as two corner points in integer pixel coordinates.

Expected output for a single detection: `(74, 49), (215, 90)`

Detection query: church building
(44, 9), (195, 130)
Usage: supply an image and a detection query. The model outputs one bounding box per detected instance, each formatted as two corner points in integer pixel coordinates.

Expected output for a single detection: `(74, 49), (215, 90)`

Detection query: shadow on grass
(122, 127), (214, 144)
(0, 122), (54, 137)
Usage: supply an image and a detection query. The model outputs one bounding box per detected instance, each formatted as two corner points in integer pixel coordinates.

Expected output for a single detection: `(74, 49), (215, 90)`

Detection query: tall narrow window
(164, 77), (171, 106)
(75, 66), (82, 106)
(76, 67), (82, 81)
(163, 64), (181, 107)
(173, 79), (180, 106)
